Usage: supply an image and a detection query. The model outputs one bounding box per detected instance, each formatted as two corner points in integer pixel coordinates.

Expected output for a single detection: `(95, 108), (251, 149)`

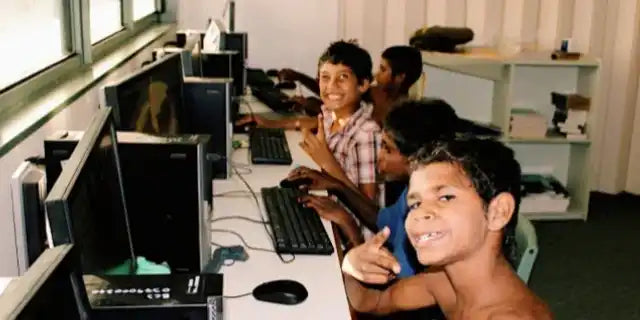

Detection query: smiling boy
(238, 41), (381, 199)
(343, 138), (552, 320)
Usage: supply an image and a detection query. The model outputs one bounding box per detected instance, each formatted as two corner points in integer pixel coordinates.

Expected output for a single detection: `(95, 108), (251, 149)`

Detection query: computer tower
(44, 131), (213, 274)
(183, 77), (233, 179)
(221, 32), (248, 59)
(200, 51), (245, 96)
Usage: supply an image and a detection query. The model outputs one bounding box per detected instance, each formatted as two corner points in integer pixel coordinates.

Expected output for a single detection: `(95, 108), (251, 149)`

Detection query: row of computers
(0, 27), (329, 318)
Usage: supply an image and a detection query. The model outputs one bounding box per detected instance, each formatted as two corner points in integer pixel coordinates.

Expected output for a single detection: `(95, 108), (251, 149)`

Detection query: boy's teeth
(418, 232), (441, 242)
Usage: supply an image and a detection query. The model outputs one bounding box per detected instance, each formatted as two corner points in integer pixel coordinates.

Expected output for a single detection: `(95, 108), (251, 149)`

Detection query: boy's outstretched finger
(368, 226), (391, 249)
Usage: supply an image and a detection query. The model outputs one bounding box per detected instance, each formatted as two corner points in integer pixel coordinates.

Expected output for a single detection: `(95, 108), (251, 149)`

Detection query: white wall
(176, 0), (340, 76)
(175, 0), (640, 194)
(0, 33), (172, 276)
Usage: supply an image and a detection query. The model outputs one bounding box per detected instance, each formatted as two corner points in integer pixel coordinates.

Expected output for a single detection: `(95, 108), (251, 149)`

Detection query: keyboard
(261, 187), (334, 255)
(249, 128), (293, 165)
(251, 86), (295, 113)
(247, 68), (275, 87)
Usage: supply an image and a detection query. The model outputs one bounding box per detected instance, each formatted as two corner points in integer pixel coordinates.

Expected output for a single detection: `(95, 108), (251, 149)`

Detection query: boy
(292, 99), (460, 276)
(342, 138), (552, 319)
(238, 41), (381, 199)
(279, 45), (423, 124)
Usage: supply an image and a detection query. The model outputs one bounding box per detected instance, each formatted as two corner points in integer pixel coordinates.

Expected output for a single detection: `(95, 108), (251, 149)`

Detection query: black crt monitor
(200, 51), (244, 97)
(45, 107), (137, 275)
(103, 52), (185, 135)
(0, 244), (90, 320)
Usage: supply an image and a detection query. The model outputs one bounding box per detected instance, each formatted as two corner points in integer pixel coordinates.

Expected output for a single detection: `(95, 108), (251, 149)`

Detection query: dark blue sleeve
(376, 188), (408, 231)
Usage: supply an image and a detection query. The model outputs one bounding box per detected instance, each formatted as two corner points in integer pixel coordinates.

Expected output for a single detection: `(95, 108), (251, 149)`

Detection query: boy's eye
(408, 202), (421, 210)
(439, 195), (455, 202)
(339, 73), (349, 80)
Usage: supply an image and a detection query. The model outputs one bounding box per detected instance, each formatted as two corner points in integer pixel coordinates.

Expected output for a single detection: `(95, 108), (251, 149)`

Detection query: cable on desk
(231, 161), (252, 175)
(210, 230), (275, 254)
(223, 291), (253, 299)
(230, 164), (295, 264)
(213, 190), (258, 198)
(211, 215), (266, 224)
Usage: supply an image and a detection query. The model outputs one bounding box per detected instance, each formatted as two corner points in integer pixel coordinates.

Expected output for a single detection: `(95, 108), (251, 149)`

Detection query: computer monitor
(103, 52), (185, 135)
(200, 51), (244, 96)
(0, 244), (90, 320)
(220, 32), (247, 59)
(45, 107), (137, 275)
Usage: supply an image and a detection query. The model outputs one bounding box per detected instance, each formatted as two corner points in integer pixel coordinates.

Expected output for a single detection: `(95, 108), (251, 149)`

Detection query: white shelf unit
(421, 48), (600, 221)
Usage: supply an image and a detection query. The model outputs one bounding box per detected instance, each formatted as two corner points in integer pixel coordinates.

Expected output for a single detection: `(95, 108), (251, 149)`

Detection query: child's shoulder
(485, 288), (552, 320)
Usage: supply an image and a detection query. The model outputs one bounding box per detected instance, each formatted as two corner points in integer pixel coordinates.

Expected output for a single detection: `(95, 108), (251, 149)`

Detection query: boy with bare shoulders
(342, 138), (552, 319)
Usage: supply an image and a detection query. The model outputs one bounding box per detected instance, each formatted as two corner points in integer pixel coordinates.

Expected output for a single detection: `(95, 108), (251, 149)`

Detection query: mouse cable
(210, 215), (266, 224)
(210, 229), (274, 253)
(230, 164), (295, 264)
(213, 190), (259, 198)
(223, 291), (253, 299)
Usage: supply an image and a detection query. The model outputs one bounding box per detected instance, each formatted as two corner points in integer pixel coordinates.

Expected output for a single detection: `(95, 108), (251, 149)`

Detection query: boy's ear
(358, 79), (371, 94)
(486, 192), (515, 232)
(393, 73), (406, 87)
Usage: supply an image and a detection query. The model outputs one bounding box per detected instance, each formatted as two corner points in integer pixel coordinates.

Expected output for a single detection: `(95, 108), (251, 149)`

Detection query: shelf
(421, 47), (600, 82)
(521, 210), (586, 221)
(504, 131), (591, 145)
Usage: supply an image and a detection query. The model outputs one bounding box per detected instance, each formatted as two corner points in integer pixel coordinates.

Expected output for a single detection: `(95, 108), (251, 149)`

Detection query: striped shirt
(321, 102), (381, 187)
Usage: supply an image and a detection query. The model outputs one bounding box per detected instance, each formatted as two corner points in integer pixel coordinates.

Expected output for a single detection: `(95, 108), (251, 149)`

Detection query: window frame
(0, 0), (162, 118)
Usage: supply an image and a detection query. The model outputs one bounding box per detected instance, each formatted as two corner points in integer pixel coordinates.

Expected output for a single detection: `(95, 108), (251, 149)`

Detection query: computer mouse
(274, 81), (296, 90)
(266, 69), (280, 77)
(279, 177), (313, 189)
(252, 279), (308, 305)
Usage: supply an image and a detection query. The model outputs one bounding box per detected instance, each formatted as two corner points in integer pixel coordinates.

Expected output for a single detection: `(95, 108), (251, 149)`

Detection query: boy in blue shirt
(290, 98), (461, 277)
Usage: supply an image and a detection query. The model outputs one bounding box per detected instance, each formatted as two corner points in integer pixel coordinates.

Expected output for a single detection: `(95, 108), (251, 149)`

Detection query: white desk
(212, 128), (350, 319)
(0, 277), (15, 296)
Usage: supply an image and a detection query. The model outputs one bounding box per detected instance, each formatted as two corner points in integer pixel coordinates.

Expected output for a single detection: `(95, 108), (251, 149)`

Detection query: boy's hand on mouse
(298, 194), (350, 224)
(286, 166), (340, 191)
(342, 227), (401, 285)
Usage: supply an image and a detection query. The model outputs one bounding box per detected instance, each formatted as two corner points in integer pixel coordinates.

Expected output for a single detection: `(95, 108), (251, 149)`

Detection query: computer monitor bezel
(45, 107), (137, 274)
(0, 244), (90, 320)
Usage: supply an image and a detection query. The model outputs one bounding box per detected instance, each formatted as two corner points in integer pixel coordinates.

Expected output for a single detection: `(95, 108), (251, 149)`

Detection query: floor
(529, 192), (640, 320)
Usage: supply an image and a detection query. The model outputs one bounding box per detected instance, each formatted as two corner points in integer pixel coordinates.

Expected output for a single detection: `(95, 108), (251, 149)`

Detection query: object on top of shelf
(410, 26), (474, 53)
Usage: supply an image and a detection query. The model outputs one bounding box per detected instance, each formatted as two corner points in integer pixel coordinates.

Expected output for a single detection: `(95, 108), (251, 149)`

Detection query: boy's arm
(284, 167), (379, 231)
(345, 272), (438, 315)
(279, 68), (320, 95)
(236, 114), (317, 130)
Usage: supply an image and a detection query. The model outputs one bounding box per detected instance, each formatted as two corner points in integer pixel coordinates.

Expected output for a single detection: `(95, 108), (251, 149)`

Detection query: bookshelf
(422, 48), (600, 221)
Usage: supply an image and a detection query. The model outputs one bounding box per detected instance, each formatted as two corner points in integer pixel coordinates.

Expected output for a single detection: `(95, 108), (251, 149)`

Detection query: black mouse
(252, 279), (308, 305)
(274, 81), (296, 90)
(279, 177), (313, 189)
(266, 69), (280, 77)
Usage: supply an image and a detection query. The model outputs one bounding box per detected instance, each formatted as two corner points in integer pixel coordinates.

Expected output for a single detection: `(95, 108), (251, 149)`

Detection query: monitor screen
(45, 107), (135, 275)
(104, 53), (185, 136)
(0, 244), (89, 320)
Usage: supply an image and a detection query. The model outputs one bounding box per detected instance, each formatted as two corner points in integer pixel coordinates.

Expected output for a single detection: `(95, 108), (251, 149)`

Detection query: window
(0, 1), (72, 90)
(133, 0), (157, 21)
(90, 0), (123, 44)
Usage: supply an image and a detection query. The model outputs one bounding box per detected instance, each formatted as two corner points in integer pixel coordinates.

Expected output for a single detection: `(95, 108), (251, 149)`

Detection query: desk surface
(212, 102), (350, 319)
(0, 277), (15, 296)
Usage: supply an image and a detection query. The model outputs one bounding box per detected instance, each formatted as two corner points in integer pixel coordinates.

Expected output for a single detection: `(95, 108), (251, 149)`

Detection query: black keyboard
(261, 187), (334, 255)
(251, 86), (294, 113)
(249, 128), (293, 165)
(247, 68), (275, 87)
